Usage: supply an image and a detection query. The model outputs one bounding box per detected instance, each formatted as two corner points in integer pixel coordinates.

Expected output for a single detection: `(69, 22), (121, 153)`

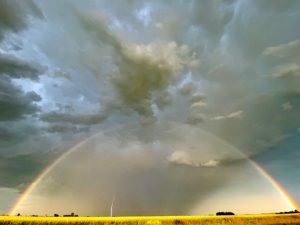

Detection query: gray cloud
(189, 0), (235, 40)
(0, 77), (41, 121)
(185, 99), (207, 125)
(224, 0), (300, 58)
(206, 91), (300, 156)
(282, 102), (293, 111)
(190, 92), (206, 103)
(0, 120), (38, 145)
(0, 0), (42, 40)
(179, 82), (197, 96)
(0, 53), (45, 79)
(256, 0), (299, 12)
(40, 111), (107, 125)
(46, 124), (90, 134)
(0, 150), (61, 189)
(80, 12), (198, 116)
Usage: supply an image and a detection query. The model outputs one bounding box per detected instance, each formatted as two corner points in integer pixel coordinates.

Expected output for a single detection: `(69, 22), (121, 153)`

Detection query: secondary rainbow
(9, 125), (299, 215)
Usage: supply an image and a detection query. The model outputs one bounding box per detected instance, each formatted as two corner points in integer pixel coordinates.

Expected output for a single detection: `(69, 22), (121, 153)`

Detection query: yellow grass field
(1, 214), (300, 225)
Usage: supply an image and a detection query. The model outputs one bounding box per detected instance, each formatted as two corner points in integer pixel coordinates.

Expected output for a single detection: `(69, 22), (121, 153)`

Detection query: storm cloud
(0, 77), (41, 121)
(0, 53), (45, 79)
(1, 0), (300, 215)
(0, 0), (42, 40)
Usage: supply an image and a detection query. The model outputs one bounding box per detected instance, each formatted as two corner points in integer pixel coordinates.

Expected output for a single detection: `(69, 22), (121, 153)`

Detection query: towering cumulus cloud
(81, 12), (198, 116)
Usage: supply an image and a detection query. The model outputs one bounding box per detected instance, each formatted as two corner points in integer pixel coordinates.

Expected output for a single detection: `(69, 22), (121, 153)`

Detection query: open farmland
(1, 214), (300, 225)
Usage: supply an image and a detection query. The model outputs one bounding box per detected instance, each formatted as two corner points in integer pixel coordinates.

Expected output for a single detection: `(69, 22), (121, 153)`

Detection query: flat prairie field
(1, 214), (300, 225)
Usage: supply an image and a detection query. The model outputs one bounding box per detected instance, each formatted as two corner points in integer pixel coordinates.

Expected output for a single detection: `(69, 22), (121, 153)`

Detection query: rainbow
(8, 131), (102, 215)
(249, 160), (299, 210)
(8, 124), (299, 215)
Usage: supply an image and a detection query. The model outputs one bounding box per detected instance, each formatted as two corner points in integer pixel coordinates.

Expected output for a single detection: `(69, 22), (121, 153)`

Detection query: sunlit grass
(1, 214), (300, 225)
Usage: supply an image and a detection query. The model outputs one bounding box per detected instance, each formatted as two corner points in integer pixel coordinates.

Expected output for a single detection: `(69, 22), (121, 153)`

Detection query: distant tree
(276, 209), (299, 214)
(17, 213), (20, 216)
(63, 212), (78, 217)
(54, 214), (59, 217)
(216, 212), (235, 216)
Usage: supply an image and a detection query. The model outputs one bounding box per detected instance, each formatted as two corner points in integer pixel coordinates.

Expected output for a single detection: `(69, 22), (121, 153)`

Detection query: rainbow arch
(9, 123), (299, 215)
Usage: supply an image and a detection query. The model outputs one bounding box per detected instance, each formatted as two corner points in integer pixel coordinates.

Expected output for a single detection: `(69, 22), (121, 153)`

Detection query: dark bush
(216, 212), (235, 215)
(174, 219), (184, 225)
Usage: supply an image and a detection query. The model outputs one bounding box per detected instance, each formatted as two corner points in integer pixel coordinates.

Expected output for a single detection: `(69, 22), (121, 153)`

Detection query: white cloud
(227, 110), (243, 119)
(263, 38), (300, 59)
(270, 64), (300, 79)
(167, 151), (199, 167)
(190, 101), (207, 111)
(213, 115), (226, 120)
(167, 151), (219, 168)
(202, 159), (219, 167)
(213, 110), (243, 120)
(190, 92), (206, 103)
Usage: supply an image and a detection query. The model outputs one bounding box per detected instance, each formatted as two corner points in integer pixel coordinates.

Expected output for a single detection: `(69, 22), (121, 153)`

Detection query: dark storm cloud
(46, 124), (90, 134)
(0, 77), (41, 121)
(0, 150), (62, 189)
(0, 53), (45, 79)
(0, 121), (37, 144)
(40, 111), (107, 125)
(0, 0), (43, 40)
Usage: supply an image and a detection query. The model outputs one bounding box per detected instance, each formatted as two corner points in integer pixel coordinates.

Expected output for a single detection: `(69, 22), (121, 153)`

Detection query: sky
(0, 0), (300, 216)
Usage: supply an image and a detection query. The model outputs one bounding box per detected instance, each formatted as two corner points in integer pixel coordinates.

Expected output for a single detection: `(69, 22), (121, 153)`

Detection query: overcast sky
(0, 0), (300, 215)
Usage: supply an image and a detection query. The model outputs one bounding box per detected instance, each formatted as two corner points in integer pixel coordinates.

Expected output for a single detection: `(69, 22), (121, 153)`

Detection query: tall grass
(0, 214), (300, 225)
